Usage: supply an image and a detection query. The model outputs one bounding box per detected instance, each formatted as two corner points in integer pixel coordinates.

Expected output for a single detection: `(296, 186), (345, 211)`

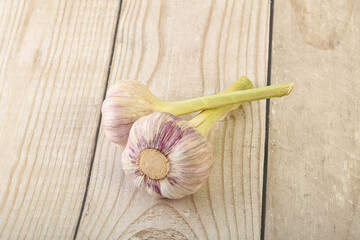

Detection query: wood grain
(77, 0), (271, 239)
(265, 0), (360, 239)
(0, 0), (120, 239)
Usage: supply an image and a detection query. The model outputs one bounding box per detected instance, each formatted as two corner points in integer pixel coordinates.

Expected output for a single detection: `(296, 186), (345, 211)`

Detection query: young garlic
(102, 79), (294, 147)
(121, 78), (294, 199)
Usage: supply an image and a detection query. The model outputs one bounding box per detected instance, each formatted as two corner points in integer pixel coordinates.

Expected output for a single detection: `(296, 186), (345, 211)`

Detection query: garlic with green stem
(102, 78), (294, 147)
(121, 77), (269, 199)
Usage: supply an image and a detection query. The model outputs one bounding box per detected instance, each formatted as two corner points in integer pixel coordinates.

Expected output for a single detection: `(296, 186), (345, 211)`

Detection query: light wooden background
(0, 0), (358, 239)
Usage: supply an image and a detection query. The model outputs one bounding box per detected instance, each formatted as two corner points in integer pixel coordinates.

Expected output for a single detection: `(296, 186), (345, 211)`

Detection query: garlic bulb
(122, 112), (214, 199)
(102, 78), (294, 147)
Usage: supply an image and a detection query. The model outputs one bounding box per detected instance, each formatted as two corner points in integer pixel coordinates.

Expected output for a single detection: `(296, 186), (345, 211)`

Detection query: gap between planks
(260, 0), (274, 239)
(73, 0), (124, 239)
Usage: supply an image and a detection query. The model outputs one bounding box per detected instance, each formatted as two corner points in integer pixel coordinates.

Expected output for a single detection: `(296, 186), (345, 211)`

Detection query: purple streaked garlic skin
(121, 112), (213, 199)
(102, 80), (164, 146)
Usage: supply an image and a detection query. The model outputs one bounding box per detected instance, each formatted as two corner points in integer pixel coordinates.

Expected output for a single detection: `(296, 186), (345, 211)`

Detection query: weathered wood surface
(265, 0), (360, 239)
(0, 0), (120, 239)
(77, 0), (271, 239)
(3, 0), (358, 239)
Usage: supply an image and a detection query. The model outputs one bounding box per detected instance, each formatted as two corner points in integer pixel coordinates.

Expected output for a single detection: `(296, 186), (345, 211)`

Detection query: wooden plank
(265, 0), (360, 239)
(77, 0), (271, 239)
(0, 0), (120, 239)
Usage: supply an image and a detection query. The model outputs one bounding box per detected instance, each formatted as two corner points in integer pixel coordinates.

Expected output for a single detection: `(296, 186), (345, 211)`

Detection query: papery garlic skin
(102, 80), (164, 146)
(122, 112), (213, 199)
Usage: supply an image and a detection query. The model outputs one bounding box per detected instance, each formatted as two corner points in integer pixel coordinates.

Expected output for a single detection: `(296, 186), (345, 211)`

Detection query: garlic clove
(121, 112), (213, 199)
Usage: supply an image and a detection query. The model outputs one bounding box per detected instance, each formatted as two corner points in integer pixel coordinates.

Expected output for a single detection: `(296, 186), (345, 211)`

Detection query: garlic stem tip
(287, 82), (295, 95)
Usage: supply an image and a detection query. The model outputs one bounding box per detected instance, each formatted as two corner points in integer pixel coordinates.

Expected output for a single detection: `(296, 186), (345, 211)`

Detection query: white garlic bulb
(122, 112), (213, 199)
